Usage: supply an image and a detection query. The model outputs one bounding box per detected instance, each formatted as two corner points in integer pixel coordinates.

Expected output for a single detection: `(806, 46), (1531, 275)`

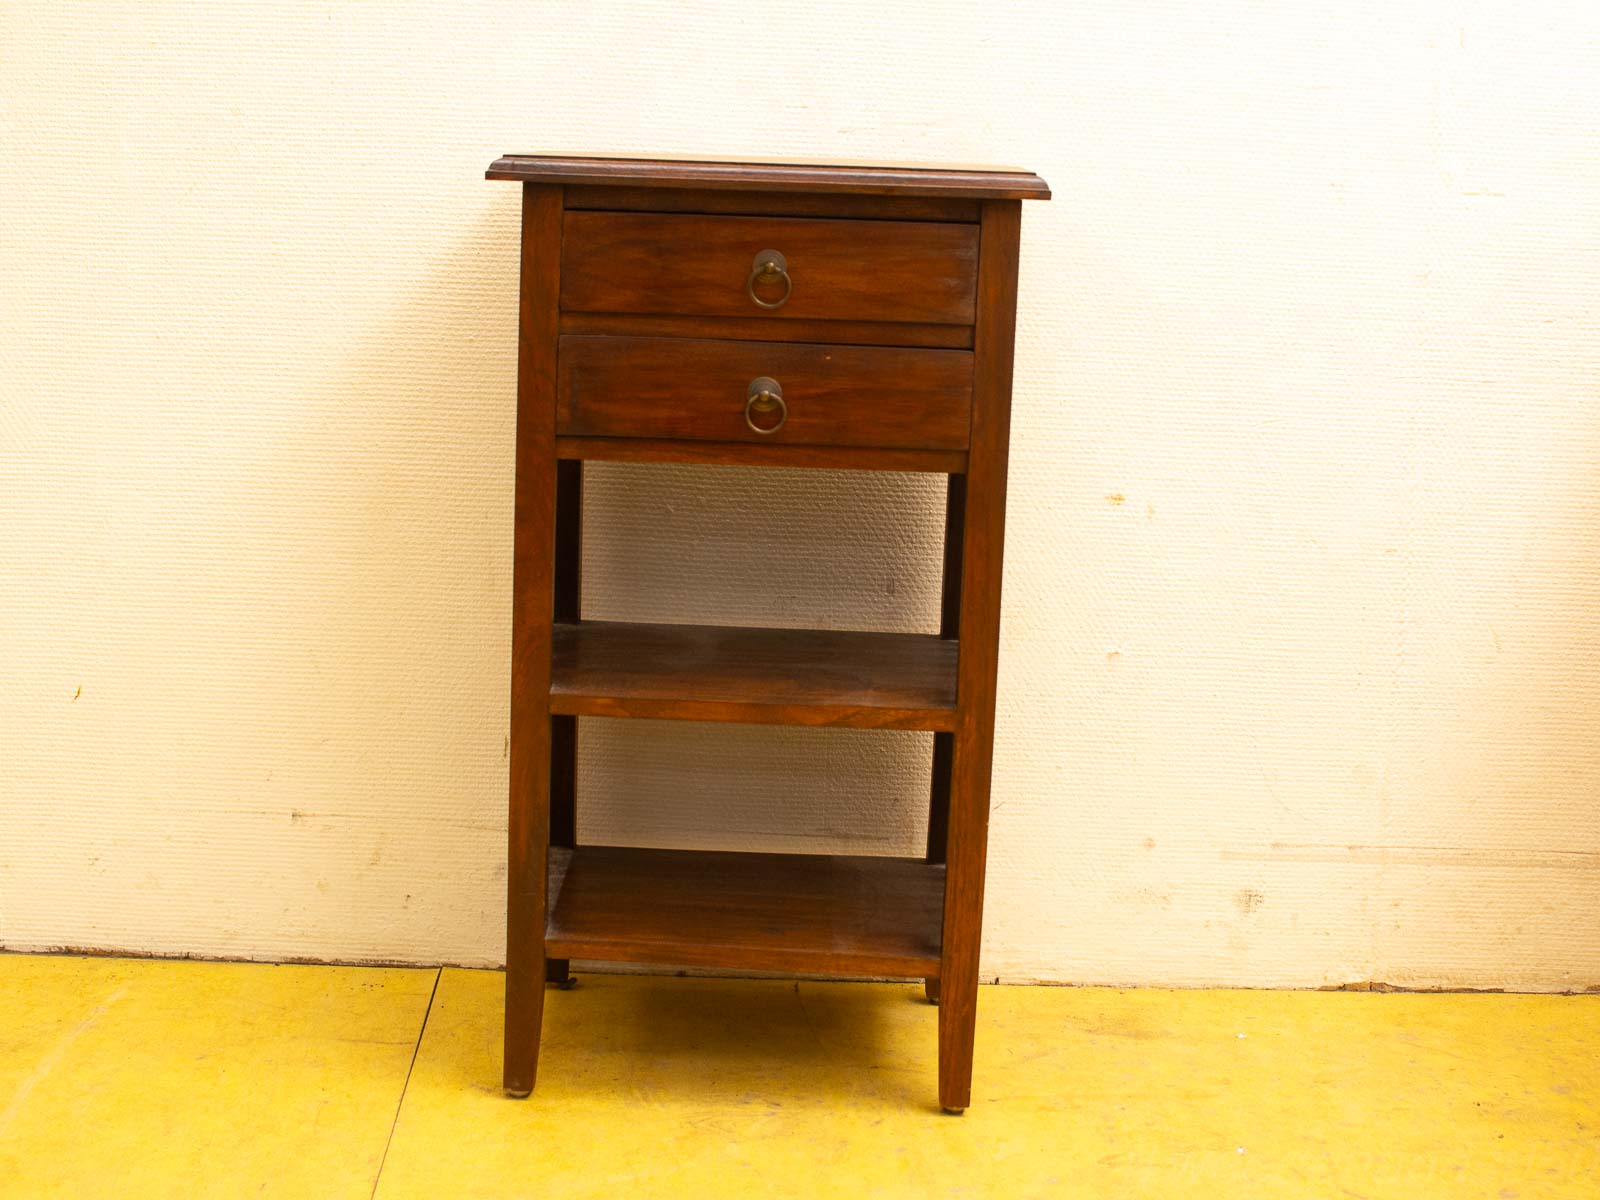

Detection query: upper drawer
(560, 212), (979, 326)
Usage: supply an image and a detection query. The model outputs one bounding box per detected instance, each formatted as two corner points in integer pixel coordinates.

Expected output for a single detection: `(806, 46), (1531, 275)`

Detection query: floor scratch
(0, 981), (129, 1138)
(370, 967), (440, 1200)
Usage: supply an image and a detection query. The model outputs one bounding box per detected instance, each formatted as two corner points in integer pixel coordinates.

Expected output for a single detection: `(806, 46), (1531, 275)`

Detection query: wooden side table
(486, 154), (1049, 1112)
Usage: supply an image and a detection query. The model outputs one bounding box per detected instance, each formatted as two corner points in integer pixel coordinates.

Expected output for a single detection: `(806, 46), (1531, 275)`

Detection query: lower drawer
(556, 335), (973, 450)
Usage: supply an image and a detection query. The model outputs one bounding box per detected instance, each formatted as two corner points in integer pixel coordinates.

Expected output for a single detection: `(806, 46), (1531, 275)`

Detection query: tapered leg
(503, 182), (563, 1097)
(937, 200), (1022, 1114)
(937, 980), (976, 1113)
(937, 723), (992, 1113)
(505, 691), (551, 1093)
(504, 873), (546, 1096)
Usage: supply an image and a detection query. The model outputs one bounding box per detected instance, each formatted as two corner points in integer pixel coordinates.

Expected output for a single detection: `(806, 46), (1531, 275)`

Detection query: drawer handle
(745, 376), (787, 434)
(746, 250), (792, 309)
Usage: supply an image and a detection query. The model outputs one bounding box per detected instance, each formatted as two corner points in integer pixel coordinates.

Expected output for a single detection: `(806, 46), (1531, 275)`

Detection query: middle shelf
(549, 620), (959, 730)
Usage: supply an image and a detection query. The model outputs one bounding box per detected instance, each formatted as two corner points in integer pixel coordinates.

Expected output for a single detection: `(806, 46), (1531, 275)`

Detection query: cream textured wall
(3, 2), (1598, 989)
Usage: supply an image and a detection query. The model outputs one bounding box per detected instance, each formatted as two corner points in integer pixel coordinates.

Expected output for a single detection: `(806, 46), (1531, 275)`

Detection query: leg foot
(937, 960), (976, 1111)
(503, 902), (546, 1096)
(505, 1087), (532, 1100)
(941, 1106), (966, 1116)
(545, 957), (572, 987)
(924, 976), (940, 1005)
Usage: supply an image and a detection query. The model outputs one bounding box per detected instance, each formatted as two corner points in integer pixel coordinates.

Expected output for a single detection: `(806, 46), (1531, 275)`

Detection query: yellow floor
(0, 956), (1594, 1198)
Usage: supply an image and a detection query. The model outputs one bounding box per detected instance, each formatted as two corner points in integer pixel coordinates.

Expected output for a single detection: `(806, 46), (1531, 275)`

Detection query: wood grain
(938, 200), (1023, 1114)
(491, 154), (1045, 1110)
(564, 185), (980, 223)
(504, 182), (562, 1097)
(561, 211), (978, 325)
(555, 436), (966, 474)
(549, 621), (958, 730)
(545, 846), (945, 976)
(487, 154), (1051, 200)
(557, 335), (972, 451)
(559, 311), (973, 350)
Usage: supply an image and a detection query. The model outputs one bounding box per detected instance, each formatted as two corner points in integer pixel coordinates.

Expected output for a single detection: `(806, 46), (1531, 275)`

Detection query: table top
(486, 153), (1050, 200)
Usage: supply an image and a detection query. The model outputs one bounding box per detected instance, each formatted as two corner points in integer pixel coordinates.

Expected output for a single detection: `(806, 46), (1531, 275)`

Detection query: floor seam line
(370, 966), (441, 1199)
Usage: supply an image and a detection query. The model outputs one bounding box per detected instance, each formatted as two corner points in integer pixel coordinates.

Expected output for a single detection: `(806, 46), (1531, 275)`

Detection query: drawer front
(560, 212), (979, 326)
(557, 335), (973, 450)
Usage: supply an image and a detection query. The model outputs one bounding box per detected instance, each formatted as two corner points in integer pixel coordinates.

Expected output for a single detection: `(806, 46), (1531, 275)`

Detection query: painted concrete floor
(0, 955), (1594, 1197)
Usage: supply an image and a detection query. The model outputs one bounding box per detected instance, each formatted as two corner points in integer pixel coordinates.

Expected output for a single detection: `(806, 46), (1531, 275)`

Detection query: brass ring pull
(746, 250), (792, 309)
(745, 376), (787, 434)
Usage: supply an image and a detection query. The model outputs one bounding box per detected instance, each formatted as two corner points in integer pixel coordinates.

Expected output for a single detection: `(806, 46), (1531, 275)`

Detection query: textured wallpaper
(3, 1), (1598, 988)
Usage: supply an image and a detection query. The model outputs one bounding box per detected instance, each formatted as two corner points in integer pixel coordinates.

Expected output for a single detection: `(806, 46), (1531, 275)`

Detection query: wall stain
(1114, 887), (1173, 909)
(1223, 843), (1600, 870)
(1322, 981), (1508, 994)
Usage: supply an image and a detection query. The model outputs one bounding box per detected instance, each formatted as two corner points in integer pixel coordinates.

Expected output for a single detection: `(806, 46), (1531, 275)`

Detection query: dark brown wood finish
(564, 185), (980, 223)
(494, 154), (1045, 1110)
(562, 212), (978, 325)
(545, 458), (582, 988)
(556, 437), (966, 474)
(558, 336), (972, 450)
(937, 200), (1023, 1114)
(560, 312), (973, 350)
(504, 182), (562, 1097)
(925, 735), (954, 864)
(546, 846), (944, 976)
(926, 473), (967, 866)
(550, 621), (957, 730)
(488, 154), (1051, 200)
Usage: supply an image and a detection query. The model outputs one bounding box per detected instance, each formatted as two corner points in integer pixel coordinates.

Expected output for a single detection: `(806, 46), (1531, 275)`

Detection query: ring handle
(746, 250), (792, 309)
(745, 376), (787, 435)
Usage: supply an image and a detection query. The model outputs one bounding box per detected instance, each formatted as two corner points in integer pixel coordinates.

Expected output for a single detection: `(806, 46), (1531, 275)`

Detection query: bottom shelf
(546, 846), (944, 978)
